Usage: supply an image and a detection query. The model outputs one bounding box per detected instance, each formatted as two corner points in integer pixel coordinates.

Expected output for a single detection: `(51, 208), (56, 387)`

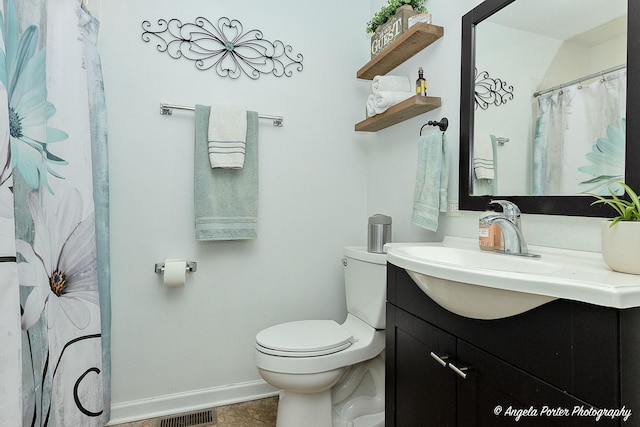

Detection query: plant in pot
(366, 0), (427, 34)
(590, 180), (640, 274)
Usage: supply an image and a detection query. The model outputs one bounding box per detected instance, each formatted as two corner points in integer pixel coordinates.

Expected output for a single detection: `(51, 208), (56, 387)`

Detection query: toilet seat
(256, 314), (384, 375)
(256, 320), (354, 357)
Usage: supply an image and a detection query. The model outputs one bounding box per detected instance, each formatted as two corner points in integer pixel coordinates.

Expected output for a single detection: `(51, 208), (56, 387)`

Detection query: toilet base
(276, 389), (333, 427)
(261, 353), (385, 427)
(332, 354), (385, 427)
(258, 368), (345, 427)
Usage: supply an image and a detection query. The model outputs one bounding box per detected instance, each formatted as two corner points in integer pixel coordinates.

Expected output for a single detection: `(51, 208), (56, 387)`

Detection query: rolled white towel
(366, 94), (377, 117)
(372, 75), (411, 94)
(372, 91), (413, 114)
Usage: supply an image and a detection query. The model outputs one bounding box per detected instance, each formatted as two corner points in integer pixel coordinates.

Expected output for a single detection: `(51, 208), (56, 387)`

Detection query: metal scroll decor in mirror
(474, 68), (514, 110)
(459, 0), (638, 217)
(141, 17), (304, 80)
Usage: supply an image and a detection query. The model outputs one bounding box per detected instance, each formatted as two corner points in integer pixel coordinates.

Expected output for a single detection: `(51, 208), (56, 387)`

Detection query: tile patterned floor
(111, 396), (278, 427)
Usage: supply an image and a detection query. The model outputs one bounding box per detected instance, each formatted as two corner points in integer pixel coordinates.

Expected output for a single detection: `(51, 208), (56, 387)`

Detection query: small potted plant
(590, 180), (640, 274)
(366, 0), (428, 34)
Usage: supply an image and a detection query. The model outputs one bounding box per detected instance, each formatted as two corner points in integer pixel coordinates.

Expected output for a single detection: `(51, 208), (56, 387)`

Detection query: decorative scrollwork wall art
(474, 68), (514, 110)
(141, 17), (304, 80)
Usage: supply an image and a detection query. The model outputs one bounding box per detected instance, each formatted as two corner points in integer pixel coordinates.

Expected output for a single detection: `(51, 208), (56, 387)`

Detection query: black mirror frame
(459, 0), (639, 217)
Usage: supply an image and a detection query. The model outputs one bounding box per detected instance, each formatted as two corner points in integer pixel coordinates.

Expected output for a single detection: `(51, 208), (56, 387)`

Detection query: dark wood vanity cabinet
(386, 263), (640, 426)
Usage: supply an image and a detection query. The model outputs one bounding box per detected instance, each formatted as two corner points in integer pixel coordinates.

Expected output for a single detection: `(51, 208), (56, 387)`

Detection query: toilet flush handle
(342, 258), (348, 267)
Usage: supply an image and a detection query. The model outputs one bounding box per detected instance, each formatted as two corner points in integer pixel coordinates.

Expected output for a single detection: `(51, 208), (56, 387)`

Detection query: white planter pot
(601, 220), (640, 274)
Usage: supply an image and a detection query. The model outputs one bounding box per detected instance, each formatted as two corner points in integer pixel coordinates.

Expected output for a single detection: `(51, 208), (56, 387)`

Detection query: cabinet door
(457, 340), (618, 427)
(392, 308), (457, 426)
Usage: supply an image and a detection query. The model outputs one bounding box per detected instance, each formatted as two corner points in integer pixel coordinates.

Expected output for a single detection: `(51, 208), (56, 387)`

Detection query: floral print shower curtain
(0, 0), (110, 425)
(532, 70), (626, 196)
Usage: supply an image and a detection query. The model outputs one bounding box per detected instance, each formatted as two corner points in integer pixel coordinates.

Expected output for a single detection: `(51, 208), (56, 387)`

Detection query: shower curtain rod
(533, 63), (626, 98)
(159, 103), (283, 127)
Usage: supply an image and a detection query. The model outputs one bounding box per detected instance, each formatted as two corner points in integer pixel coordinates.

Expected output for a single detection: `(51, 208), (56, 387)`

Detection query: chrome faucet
(480, 200), (540, 258)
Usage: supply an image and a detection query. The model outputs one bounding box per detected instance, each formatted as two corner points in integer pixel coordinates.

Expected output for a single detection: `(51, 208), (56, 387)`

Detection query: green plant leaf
(366, 0), (428, 33)
(587, 179), (640, 224)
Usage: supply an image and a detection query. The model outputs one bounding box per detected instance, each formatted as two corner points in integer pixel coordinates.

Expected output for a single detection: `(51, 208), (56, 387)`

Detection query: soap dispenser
(479, 205), (503, 251)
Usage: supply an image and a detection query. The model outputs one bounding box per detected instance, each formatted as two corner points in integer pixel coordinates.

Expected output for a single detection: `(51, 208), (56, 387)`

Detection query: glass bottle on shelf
(416, 67), (427, 96)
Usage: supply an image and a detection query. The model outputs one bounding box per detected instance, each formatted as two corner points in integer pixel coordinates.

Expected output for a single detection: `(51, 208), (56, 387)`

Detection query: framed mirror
(459, 0), (639, 216)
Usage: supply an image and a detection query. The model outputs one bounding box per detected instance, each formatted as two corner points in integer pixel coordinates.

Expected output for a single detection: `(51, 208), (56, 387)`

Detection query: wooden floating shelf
(355, 96), (442, 132)
(357, 23), (444, 80)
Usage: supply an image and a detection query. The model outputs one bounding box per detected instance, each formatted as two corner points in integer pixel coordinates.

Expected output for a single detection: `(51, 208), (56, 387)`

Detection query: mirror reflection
(471, 0), (627, 197)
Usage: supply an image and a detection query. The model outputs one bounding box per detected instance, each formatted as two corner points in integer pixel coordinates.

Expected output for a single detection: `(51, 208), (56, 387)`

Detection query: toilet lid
(256, 320), (354, 357)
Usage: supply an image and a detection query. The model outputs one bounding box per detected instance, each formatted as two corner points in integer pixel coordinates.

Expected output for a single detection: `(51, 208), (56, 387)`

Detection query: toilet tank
(343, 247), (387, 329)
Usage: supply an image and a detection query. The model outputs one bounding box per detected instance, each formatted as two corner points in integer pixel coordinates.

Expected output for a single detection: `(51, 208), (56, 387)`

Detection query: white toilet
(255, 247), (387, 427)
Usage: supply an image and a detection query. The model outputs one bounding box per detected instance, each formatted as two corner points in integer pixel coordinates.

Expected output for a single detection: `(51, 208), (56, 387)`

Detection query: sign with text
(370, 8), (416, 58)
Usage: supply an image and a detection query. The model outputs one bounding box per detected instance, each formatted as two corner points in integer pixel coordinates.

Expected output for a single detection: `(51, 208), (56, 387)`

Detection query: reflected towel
(473, 133), (495, 180)
(208, 105), (247, 169)
(411, 132), (449, 232)
(473, 135), (498, 195)
(195, 105), (259, 241)
(372, 75), (411, 93)
(366, 91), (413, 116)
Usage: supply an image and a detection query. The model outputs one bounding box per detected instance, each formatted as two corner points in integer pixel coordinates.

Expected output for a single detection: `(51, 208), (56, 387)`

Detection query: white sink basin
(397, 245), (561, 274)
(386, 237), (640, 319)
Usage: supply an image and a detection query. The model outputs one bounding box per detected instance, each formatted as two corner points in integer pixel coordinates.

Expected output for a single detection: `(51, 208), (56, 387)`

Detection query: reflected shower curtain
(0, 0), (110, 426)
(533, 70), (626, 195)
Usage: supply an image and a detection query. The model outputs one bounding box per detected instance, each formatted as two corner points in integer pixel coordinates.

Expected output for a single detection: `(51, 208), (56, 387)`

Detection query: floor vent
(157, 409), (216, 427)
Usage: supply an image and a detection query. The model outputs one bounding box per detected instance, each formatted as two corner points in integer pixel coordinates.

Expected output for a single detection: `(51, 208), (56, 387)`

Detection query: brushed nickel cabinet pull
(430, 352), (450, 367)
(449, 362), (470, 379)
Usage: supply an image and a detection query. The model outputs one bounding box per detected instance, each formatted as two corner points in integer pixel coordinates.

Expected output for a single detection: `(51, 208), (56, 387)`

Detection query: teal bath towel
(194, 105), (259, 240)
(411, 132), (449, 232)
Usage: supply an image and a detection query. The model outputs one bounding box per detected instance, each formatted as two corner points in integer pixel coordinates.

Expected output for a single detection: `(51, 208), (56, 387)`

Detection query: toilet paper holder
(154, 260), (197, 274)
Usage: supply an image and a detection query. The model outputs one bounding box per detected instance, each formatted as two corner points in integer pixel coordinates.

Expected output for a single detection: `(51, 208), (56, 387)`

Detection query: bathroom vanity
(385, 261), (640, 426)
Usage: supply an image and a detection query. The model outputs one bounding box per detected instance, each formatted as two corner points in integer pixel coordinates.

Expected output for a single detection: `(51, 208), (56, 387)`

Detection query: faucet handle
(489, 200), (521, 219)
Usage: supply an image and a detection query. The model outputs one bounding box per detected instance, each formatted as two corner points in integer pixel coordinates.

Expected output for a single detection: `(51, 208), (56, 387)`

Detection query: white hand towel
(372, 75), (411, 93)
(473, 133), (495, 180)
(208, 105), (247, 169)
(367, 91), (413, 116)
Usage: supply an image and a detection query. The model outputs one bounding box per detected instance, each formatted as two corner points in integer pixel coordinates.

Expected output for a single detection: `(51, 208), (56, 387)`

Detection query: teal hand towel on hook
(194, 105), (259, 240)
(411, 131), (448, 232)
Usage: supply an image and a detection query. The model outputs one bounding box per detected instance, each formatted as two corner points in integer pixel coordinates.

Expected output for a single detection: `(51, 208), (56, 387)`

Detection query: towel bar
(420, 117), (449, 135)
(154, 261), (197, 274)
(160, 103), (283, 127)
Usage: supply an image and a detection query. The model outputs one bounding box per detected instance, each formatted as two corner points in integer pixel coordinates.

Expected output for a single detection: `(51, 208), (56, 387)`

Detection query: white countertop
(386, 237), (640, 310)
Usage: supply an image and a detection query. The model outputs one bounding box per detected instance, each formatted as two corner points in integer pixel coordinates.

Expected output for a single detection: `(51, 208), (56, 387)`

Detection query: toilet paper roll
(163, 259), (186, 287)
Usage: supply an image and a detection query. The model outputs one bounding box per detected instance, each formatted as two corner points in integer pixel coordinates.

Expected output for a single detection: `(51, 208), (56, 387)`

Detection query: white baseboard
(107, 380), (278, 425)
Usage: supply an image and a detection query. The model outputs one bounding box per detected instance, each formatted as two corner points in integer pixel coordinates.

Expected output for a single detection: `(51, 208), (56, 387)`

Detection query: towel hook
(420, 117), (449, 135)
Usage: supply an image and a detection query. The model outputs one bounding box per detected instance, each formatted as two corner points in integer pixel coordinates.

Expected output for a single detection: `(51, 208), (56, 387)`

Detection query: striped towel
(473, 133), (495, 180)
(208, 105), (247, 169)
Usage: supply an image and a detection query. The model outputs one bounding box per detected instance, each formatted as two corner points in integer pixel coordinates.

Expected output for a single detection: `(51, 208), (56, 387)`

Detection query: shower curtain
(532, 70), (626, 195)
(0, 0), (110, 426)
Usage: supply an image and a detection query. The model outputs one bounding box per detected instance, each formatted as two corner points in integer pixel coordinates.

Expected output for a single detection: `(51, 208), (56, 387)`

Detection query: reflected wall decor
(474, 68), (514, 110)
